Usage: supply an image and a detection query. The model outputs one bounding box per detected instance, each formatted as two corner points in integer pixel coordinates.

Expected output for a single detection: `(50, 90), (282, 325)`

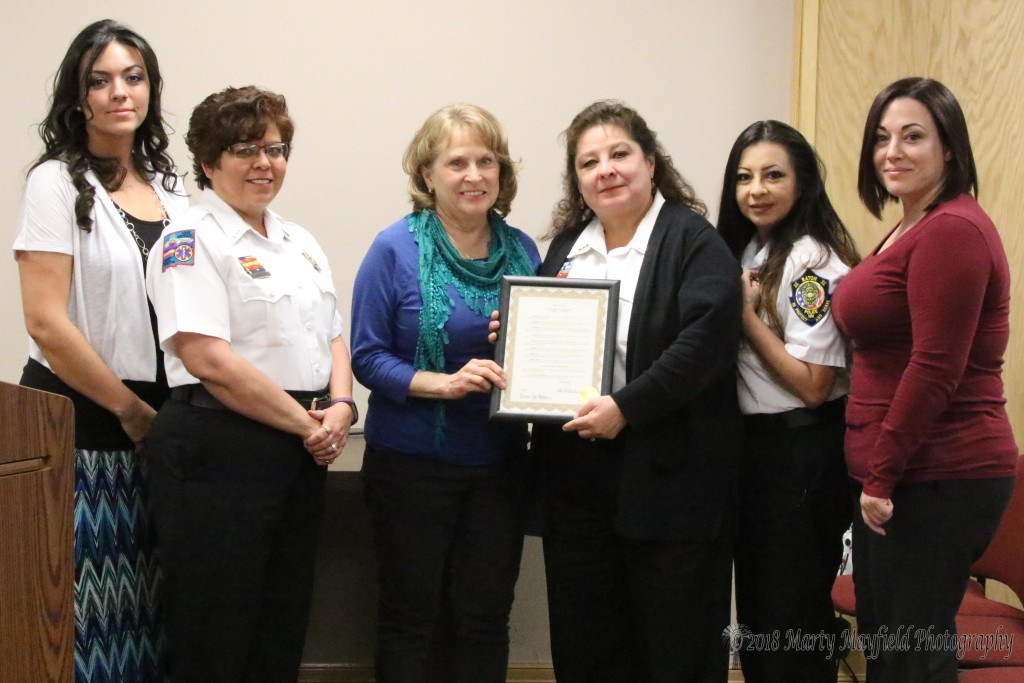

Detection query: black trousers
(851, 476), (1014, 683)
(362, 446), (526, 683)
(735, 416), (852, 683)
(144, 399), (326, 683)
(542, 437), (733, 683)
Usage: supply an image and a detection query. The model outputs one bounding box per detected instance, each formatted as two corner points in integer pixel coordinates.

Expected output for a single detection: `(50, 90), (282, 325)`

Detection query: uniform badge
(789, 269), (832, 326)
(556, 258), (574, 278)
(238, 256), (271, 279)
(161, 230), (196, 271)
(301, 249), (322, 273)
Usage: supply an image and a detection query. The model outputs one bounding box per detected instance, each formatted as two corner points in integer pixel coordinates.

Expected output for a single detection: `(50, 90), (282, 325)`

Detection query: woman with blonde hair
(351, 103), (540, 683)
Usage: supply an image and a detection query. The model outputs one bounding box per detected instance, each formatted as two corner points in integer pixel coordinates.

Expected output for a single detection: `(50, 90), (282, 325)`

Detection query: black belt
(744, 397), (846, 435)
(170, 384), (331, 411)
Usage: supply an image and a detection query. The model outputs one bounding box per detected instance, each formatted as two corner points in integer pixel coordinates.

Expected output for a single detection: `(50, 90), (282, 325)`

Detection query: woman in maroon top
(832, 77), (1018, 682)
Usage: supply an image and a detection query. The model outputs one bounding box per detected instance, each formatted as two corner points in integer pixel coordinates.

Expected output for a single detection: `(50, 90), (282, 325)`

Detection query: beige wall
(2, 1), (794, 395)
(797, 0), (1023, 453)
(2, 0), (795, 670)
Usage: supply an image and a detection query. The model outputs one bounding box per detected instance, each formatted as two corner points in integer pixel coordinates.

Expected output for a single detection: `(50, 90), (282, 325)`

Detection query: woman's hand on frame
(487, 310), (501, 345)
(442, 358), (506, 399)
(563, 395), (627, 441)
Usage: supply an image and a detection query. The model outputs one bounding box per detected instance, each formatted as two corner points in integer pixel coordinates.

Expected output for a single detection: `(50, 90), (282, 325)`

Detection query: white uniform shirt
(146, 189), (343, 391)
(13, 160), (188, 380)
(737, 234), (851, 415)
(557, 191), (665, 391)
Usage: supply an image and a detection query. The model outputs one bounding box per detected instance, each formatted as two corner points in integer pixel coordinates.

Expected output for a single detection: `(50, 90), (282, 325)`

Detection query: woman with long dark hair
(718, 120), (859, 683)
(13, 19), (185, 682)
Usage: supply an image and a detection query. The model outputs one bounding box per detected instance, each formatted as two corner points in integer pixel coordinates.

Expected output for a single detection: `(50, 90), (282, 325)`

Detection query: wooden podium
(0, 381), (75, 682)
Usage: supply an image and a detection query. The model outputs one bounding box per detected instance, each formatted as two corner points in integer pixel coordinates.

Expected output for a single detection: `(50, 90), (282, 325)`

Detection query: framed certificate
(489, 276), (619, 422)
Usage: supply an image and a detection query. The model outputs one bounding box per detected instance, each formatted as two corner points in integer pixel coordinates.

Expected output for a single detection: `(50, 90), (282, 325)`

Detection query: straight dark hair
(717, 120), (859, 334)
(30, 19), (177, 232)
(858, 77), (978, 219)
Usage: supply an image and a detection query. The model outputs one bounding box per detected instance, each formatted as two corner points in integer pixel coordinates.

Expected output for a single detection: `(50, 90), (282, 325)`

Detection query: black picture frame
(489, 276), (619, 422)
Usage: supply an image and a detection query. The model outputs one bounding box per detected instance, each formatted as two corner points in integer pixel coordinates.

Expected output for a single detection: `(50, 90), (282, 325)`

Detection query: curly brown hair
(549, 100), (705, 238)
(186, 86), (295, 190)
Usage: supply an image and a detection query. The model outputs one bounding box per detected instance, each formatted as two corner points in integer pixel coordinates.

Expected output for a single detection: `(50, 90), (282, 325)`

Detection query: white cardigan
(13, 159), (188, 381)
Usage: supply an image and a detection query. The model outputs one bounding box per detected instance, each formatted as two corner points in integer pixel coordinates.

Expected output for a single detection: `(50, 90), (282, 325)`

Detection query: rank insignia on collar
(790, 269), (831, 326)
(238, 256), (271, 279)
(162, 230), (195, 271)
(301, 249), (322, 273)
(556, 258), (574, 278)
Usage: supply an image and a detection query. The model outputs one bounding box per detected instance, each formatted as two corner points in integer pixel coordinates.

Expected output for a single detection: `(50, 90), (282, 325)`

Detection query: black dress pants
(362, 446), (526, 683)
(735, 415), (852, 683)
(542, 437), (733, 683)
(851, 476), (1013, 683)
(145, 399), (326, 683)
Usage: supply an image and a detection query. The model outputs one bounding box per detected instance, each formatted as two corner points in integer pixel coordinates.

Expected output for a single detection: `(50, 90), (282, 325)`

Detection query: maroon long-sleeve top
(833, 194), (1018, 498)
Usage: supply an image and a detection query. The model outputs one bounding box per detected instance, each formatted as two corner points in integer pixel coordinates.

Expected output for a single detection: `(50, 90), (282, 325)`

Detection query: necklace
(115, 184), (171, 257)
(441, 220), (491, 260)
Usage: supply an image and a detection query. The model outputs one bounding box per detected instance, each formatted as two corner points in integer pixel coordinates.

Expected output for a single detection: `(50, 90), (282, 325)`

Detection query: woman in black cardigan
(531, 100), (743, 683)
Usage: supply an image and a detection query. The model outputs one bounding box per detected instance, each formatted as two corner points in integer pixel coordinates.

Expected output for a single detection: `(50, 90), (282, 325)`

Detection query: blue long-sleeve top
(351, 216), (541, 465)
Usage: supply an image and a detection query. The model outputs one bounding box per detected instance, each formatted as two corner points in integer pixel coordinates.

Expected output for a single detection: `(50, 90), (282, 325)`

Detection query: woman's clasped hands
(304, 403), (354, 465)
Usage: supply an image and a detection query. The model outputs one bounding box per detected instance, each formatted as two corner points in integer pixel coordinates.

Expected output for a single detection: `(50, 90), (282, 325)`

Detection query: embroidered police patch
(162, 230), (196, 271)
(789, 269), (831, 326)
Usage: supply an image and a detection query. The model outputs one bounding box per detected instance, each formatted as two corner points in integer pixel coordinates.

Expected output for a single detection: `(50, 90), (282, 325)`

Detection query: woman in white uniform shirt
(717, 120), (860, 683)
(145, 86), (355, 682)
(14, 20), (186, 682)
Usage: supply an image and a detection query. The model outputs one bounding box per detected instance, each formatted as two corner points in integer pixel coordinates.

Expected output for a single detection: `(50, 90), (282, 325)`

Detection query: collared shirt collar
(740, 234), (770, 270)
(566, 190), (666, 258)
(197, 189), (289, 244)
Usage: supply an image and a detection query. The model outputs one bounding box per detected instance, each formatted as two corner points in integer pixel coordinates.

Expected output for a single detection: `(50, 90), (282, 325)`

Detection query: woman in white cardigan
(13, 19), (186, 683)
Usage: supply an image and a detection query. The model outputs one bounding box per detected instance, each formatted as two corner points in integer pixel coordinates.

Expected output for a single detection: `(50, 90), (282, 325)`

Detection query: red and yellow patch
(238, 256), (270, 279)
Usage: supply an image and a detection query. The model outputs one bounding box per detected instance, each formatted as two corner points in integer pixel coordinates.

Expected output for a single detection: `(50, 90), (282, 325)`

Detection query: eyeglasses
(223, 142), (291, 160)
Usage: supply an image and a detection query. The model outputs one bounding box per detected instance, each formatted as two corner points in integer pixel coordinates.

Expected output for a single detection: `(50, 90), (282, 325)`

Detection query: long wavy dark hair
(549, 100), (706, 238)
(717, 120), (859, 334)
(29, 19), (177, 232)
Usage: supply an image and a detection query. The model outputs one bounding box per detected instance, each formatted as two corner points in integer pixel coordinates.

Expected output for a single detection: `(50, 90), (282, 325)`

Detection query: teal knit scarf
(408, 209), (535, 443)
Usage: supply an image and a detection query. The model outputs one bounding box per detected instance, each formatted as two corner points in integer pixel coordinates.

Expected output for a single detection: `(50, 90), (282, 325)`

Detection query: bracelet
(327, 396), (359, 425)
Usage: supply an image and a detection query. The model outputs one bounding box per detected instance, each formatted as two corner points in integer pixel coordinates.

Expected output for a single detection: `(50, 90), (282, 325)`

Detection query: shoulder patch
(789, 269), (832, 326)
(162, 230), (196, 271)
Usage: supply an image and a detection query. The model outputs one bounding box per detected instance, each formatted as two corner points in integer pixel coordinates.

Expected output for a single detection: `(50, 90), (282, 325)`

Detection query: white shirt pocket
(235, 277), (295, 347)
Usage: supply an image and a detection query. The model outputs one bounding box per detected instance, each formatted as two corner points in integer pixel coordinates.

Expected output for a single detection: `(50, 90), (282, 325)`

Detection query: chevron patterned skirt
(74, 448), (163, 683)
